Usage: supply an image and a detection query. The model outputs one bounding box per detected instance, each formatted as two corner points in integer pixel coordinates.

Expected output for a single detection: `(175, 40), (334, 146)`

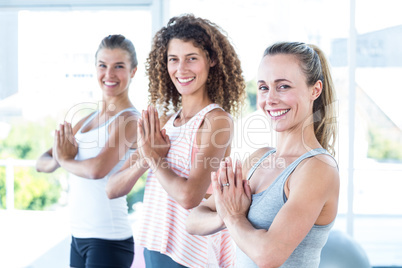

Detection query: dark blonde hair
(264, 42), (337, 155)
(146, 14), (246, 118)
(95, 34), (138, 69)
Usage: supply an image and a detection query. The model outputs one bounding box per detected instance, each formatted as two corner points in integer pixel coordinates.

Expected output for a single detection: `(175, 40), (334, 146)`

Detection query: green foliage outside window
(0, 117), (64, 210)
(367, 126), (402, 161)
(0, 116), (148, 212)
(243, 79), (258, 115)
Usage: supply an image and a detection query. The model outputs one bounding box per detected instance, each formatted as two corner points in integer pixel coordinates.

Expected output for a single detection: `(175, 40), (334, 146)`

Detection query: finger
(161, 129), (170, 146)
(243, 180), (252, 200)
(136, 119), (143, 149)
(142, 110), (149, 139)
(65, 122), (74, 144)
(226, 157), (235, 188)
(235, 159), (243, 189)
(219, 160), (229, 188)
(59, 124), (65, 143)
(155, 108), (161, 132)
(149, 105), (155, 135)
(211, 172), (222, 195)
(53, 129), (58, 148)
(71, 123), (78, 147)
(137, 119), (145, 158)
(53, 130), (59, 158)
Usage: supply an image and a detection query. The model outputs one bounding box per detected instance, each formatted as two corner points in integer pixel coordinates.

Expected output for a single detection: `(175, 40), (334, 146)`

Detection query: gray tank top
(236, 148), (335, 268)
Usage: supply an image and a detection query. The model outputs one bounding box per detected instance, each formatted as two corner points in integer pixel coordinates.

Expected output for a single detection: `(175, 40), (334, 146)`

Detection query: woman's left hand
(212, 157), (252, 223)
(137, 106), (170, 168)
(53, 122), (78, 163)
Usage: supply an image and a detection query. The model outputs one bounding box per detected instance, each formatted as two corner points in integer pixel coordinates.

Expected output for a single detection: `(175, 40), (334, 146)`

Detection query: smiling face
(167, 38), (215, 98)
(96, 48), (137, 98)
(257, 54), (322, 133)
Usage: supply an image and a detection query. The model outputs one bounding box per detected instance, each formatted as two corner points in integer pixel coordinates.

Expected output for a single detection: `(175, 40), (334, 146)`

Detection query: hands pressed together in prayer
(53, 122), (78, 164)
(137, 106), (170, 169)
(212, 157), (252, 224)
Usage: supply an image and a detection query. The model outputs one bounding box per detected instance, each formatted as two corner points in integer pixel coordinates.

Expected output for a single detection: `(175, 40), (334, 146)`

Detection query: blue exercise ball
(319, 230), (371, 268)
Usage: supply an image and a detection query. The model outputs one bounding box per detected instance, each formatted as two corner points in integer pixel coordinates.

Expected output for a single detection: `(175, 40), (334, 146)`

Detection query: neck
(275, 123), (320, 157)
(180, 93), (212, 119)
(100, 94), (132, 116)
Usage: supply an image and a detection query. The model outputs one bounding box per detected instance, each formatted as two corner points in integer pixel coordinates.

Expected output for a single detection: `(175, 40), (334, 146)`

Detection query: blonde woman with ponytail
(187, 42), (339, 268)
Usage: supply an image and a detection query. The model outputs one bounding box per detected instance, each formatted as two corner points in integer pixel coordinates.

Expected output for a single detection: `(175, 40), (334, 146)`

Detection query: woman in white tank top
(36, 34), (140, 268)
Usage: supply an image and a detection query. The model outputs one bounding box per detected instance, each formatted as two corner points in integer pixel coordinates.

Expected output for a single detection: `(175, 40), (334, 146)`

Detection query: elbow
(35, 164), (43, 173)
(177, 193), (202, 210)
(185, 216), (197, 235)
(178, 201), (197, 210)
(105, 186), (116, 199)
(181, 202), (198, 210)
(87, 169), (108, 180)
(253, 251), (284, 268)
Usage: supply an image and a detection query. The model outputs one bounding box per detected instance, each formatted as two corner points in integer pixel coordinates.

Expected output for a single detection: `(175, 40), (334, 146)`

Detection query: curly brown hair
(146, 14), (246, 118)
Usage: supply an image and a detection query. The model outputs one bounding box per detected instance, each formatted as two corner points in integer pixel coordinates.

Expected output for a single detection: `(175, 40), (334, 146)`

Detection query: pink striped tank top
(137, 103), (235, 267)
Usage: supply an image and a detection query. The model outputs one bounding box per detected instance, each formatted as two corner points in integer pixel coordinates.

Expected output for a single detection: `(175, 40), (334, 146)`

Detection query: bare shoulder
(296, 154), (339, 185)
(205, 108), (232, 120)
(119, 109), (141, 123)
(203, 108), (233, 129)
(110, 109), (140, 128)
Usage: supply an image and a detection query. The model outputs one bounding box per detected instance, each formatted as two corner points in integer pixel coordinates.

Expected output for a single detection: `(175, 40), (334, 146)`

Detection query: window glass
(18, 10), (152, 124)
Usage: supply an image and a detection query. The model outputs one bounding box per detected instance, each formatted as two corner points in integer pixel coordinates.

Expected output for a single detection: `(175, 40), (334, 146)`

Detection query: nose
(266, 89), (279, 105)
(106, 67), (115, 77)
(177, 61), (187, 73)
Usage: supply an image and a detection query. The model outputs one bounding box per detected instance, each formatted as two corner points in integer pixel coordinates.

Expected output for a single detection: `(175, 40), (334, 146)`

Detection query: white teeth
(177, 77), (195, 83)
(104, 81), (117, 86)
(270, 109), (290, 117)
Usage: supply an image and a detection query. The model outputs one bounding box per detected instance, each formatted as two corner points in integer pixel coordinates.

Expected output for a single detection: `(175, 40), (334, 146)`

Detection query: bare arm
(106, 109), (172, 199)
(54, 111), (139, 180)
(106, 150), (148, 199)
(185, 192), (224, 235)
(36, 148), (60, 173)
(35, 114), (91, 173)
(186, 147), (270, 235)
(141, 106), (234, 209)
(217, 156), (339, 268)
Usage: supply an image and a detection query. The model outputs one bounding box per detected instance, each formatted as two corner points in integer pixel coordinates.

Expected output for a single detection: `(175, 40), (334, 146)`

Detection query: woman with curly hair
(106, 14), (246, 267)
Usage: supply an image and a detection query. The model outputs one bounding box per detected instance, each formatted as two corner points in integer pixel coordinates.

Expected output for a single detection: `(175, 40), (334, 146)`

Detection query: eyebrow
(98, 60), (126, 65)
(168, 52), (199, 57)
(258, 78), (292, 83)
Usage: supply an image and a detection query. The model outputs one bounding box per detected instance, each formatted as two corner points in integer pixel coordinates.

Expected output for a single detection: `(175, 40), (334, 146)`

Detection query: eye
(98, 64), (106, 68)
(115, 65), (124, 69)
(168, 57), (177, 62)
(279, 84), (290, 90)
(189, 57), (197, 61)
(258, 85), (269, 91)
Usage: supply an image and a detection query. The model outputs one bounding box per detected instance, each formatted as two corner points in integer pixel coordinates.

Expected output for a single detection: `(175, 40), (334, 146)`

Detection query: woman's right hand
(137, 106), (170, 169)
(212, 157), (252, 223)
(53, 122), (78, 164)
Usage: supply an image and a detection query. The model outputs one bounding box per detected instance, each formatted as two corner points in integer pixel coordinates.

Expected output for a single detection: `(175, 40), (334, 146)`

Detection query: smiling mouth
(177, 77), (195, 83)
(269, 109), (290, 117)
(104, 81), (117, 86)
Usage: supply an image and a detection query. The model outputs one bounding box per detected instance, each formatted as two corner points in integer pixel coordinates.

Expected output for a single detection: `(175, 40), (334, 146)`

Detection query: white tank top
(69, 107), (139, 240)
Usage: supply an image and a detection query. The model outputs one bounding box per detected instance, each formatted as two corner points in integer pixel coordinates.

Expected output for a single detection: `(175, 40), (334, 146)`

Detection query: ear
(130, 67), (138, 78)
(311, 80), (323, 101)
(209, 59), (217, 67)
